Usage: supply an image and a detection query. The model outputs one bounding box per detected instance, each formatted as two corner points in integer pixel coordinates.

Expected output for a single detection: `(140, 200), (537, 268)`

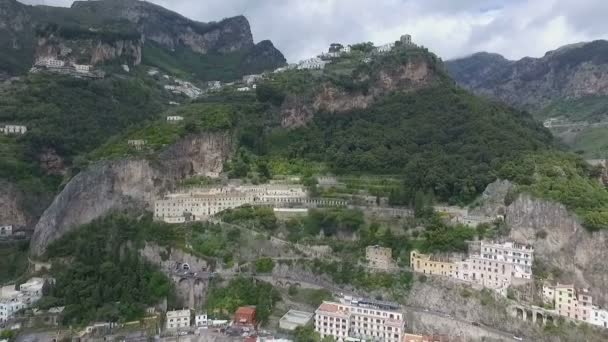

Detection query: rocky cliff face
(35, 36), (142, 66)
(71, 0), (254, 54)
(506, 194), (608, 307)
(475, 180), (608, 307)
(281, 56), (439, 128)
(30, 132), (233, 256)
(446, 41), (608, 111)
(0, 180), (29, 228)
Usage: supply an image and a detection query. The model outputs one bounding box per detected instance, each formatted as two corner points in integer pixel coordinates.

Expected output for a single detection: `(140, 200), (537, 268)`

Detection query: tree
(255, 258), (275, 273)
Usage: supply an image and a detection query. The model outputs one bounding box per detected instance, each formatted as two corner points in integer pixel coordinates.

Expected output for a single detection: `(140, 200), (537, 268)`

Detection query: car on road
(178, 331), (189, 336)
(472, 322), (480, 327)
(513, 336), (523, 341)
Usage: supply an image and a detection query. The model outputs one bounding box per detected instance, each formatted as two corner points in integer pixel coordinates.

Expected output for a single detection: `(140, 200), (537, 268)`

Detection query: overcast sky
(20, 0), (608, 63)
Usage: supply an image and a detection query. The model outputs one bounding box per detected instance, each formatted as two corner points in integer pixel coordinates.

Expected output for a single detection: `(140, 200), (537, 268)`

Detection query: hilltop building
(365, 245), (395, 271)
(298, 57), (327, 70)
(375, 42), (395, 53)
(314, 296), (405, 342)
(400, 34), (413, 45)
(166, 309), (191, 330)
(243, 74), (263, 85)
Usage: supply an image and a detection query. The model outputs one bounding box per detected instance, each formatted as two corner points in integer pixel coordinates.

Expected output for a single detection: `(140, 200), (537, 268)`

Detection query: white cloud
(17, 0), (608, 62)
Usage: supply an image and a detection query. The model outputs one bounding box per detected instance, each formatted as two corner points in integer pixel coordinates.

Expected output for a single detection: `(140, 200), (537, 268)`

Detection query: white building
(0, 225), (12, 237)
(375, 42), (395, 53)
(166, 116), (184, 122)
(195, 312), (208, 327)
(315, 297), (405, 342)
(479, 241), (533, 278)
(237, 87), (251, 92)
(298, 58), (327, 70)
(207, 81), (222, 90)
(166, 309), (191, 330)
(279, 310), (313, 331)
(0, 278), (46, 323)
(1, 125), (27, 135)
(35, 58), (65, 68)
(154, 184), (306, 223)
(128, 140), (146, 151)
(243, 74), (263, 85)
(592, 307), (608, 328)
(19, 278), (44, 300)
(73, 64), (92, 73)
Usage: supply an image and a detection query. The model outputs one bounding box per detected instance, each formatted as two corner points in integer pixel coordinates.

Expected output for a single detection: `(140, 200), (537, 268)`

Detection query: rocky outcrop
(474, 180), (608, 307)
(37, 148), (67, 176)
(0, 180), (29, 229)
(506, 194), (608, 307)
(30, 132), (233, 256)
(281, 56), (439, 128)
(35, 35), (142, 66)
(241, 40), (287, 74)
(447, 41), (608, 111)
(71, 0), (254, 54)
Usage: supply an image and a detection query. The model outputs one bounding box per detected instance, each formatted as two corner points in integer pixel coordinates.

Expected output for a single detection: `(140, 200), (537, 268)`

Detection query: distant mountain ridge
(0, 0), (286, 76)
(446, 40), (608, 113)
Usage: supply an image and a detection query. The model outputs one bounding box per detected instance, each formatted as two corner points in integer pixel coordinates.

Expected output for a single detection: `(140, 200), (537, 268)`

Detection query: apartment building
(410, 250), (457, 277)
(543, 284), (593, 322)
(314, 297), (405, 342)
(166, 309), (191, 330)
(479, 241), (533, 279)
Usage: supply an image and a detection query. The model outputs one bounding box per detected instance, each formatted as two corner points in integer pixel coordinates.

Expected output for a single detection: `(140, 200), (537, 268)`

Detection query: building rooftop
(279, 310), (314, 325)
(167, 309), (190, 318)
(236, 306), (256, 315)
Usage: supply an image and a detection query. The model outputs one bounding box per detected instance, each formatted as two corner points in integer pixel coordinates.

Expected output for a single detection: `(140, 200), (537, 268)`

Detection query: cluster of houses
(542, 283), (608, 328)
(31, 57), (104, 79)
(164, 78), (203, 99)
(0, 125), (27, 135)
(295, 33), (416, 71)
(0, 278), (48, 323)
(410, 241), (534, 296)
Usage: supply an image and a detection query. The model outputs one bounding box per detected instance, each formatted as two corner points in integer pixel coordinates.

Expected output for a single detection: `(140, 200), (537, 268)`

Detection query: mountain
(446, 40), (608, 115)
(447, 41), (608, 158)
(0, 0), (286, 77)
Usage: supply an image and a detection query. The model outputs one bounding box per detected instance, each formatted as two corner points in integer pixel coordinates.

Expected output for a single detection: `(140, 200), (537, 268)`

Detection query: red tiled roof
(236, 307), (256, 315)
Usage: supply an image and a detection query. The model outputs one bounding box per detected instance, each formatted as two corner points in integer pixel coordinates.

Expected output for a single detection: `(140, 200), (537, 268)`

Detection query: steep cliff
(35, 35), (142, 66)
(475, 180), (608, 307)
(280, 51), (443, 128)
(0, 180), (29, 228)
(446, 41), (608, 112)
(506, 194), (608, 307)
(0, 0), (285, 76)
(30, 132), (233, 256)
(70, 0), (254, 54)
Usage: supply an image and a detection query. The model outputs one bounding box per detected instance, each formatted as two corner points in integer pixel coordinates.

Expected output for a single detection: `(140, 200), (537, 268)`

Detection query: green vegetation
(90, 102), (235, 160)
(264, 86), (551, 204)
(499, 151), (608, 230)
(220, 206), (278, 231)
(190, 223), (241, 263)
(0, 241), (30, 284)
(41, 214), (177, 325)
(285, 208), (365, 241)
(206, 277), (281, 325)
(569, 126), (608, 158)
(539, 96), (608, 122)
(307, 258), (413, 293)
(255, 257), (275, 273)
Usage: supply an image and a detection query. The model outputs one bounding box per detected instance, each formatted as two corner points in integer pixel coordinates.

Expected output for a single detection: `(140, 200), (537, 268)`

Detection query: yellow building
(544, 283), (594, 323)
(410, 250), (457, 277)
